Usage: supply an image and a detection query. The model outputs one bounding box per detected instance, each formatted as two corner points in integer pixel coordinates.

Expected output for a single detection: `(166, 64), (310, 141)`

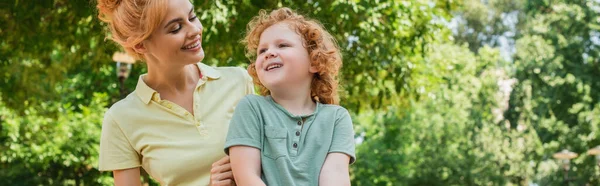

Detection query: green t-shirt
(224, 95), (356, 186)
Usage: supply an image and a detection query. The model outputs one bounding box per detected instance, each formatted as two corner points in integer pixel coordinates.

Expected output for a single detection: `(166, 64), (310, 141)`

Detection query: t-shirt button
(295, 131), (300, 136)
(293, 143), (298, 148)
(297, 121), (302, 125)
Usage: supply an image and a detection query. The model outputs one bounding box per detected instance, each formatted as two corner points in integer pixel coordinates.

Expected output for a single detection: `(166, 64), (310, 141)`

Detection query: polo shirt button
(293, 143), (298, 148)
(297, 121), (302, 125)
(295, 131), (300, 136)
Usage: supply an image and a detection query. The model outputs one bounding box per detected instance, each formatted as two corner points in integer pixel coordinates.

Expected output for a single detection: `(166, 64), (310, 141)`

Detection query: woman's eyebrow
(164, 7), (194, 29)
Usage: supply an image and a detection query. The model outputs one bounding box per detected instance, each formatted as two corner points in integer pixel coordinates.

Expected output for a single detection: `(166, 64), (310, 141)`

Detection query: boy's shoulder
(319, 103), (348, 112)
(240, 94), (270, 107)
(318, 103), (352, 119)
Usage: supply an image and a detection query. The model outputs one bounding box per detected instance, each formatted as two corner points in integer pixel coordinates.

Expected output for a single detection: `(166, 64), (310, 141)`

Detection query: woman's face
(141, 0), (204, 66)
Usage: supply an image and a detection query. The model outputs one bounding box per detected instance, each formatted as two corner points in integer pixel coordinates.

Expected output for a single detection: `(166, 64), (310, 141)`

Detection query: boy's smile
(264, 57), (284, 72)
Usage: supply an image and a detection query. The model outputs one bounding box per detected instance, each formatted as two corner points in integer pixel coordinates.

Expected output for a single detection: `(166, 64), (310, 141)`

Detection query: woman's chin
(191, 49), (205, 62)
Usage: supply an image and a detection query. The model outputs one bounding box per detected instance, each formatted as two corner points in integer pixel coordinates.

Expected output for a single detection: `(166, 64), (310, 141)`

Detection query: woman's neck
(144, 62), (200, 95)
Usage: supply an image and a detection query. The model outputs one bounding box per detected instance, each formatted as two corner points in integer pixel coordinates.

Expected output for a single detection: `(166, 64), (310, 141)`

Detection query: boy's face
(254, 22), (317, 92)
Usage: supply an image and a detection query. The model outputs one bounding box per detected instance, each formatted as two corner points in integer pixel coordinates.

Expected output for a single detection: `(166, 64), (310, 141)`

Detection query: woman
(96, 0), (252, 185)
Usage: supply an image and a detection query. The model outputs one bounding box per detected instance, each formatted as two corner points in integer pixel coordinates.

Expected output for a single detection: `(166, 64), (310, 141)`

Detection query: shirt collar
(196, 62), (221, 79)
(265, 95), (321, 119)
(135, 63), (221, 104)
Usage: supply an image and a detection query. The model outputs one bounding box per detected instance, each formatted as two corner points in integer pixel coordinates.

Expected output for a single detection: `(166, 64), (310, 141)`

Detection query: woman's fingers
(212, 170), (233, 181)
(211, 179), (234, 186)
(210, 156), (235, 186)
(211, 158), (231, 174)
(210, 170), (234, 186)
(212, 156), (230, 167)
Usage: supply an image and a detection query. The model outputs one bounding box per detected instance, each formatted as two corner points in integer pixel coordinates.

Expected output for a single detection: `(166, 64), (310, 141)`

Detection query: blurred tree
(452, 0), (600, 185)
(506, 1), (600, 185)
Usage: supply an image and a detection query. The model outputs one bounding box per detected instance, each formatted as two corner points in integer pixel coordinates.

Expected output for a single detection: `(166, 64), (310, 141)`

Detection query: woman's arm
(113, 167), (141, 186)
(319, 153), (351, 186)
(229, 146), (265, 186)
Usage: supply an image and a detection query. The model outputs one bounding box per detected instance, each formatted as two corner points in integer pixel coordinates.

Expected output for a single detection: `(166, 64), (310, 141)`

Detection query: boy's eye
(278, 43), (289, 48)
(258, 48), (267, 54)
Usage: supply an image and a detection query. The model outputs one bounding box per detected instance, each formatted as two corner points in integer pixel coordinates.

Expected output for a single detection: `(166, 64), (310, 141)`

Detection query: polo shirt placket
(194, 78), (208, 137)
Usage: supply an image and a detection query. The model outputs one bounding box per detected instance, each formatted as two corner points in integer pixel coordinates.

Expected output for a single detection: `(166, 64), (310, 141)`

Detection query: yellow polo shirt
(99, 63), (254, 185)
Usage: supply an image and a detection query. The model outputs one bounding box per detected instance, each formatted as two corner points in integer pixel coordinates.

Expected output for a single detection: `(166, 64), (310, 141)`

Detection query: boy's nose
(265, 50), (277, 59)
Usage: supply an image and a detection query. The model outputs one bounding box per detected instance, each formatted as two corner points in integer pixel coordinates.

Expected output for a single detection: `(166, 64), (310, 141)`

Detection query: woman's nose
(188, 22), (202, 39)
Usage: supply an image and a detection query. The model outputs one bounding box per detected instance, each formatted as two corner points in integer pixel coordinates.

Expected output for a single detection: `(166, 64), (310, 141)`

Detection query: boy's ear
(309, 66), (318, 73)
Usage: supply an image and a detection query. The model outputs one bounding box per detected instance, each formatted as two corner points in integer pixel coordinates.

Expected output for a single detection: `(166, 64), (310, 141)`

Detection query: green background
(1, 0), (599, 185)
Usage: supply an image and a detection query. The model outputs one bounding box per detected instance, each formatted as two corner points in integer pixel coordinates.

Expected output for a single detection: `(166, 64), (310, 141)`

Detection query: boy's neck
(270, 90), (316, 116)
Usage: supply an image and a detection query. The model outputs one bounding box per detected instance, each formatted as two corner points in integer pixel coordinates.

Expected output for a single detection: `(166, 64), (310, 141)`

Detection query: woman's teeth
(183, 40), (200, 50)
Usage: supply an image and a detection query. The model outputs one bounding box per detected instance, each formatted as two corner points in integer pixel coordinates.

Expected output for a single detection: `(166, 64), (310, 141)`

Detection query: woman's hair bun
(97, 0), (122, 22)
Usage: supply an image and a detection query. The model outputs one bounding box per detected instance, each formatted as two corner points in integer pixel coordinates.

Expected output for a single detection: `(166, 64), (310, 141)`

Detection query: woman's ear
(132, 42), (147, 54)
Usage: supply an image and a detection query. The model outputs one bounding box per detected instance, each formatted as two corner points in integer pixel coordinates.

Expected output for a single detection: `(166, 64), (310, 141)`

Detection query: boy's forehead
(265, 22), (294, 33)
(260, 23), (300, 41)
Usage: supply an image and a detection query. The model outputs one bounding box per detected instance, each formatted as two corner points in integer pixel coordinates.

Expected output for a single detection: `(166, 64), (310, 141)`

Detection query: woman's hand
(210, 156), (235, 186)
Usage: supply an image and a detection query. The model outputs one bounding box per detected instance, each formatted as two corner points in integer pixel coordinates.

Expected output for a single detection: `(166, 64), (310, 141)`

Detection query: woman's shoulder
(200, 63), (248, 78)
(104, 93), (144, 120)
(197, 63), (251, 85)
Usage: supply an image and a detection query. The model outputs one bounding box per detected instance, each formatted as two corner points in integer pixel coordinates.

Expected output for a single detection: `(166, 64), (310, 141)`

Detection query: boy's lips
(264, 61), (283, 71)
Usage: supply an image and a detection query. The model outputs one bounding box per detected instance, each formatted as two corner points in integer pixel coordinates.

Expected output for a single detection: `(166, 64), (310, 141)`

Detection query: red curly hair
(242, 7), (342, 105)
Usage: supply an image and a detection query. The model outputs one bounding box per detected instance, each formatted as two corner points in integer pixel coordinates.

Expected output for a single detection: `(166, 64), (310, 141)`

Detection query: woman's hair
(242, 7), (343, 105)
(96, 0), (168, 60)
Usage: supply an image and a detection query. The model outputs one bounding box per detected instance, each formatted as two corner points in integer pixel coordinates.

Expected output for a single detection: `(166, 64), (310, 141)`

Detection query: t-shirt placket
(291, 118), (303, 155)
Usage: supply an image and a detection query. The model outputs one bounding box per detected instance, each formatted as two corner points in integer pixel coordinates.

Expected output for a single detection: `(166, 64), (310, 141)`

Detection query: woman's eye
(189, 14), (197, 21)
(170, 24), (181, 33)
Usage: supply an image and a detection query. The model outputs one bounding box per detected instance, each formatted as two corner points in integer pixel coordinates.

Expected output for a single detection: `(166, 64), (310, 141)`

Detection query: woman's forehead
(162, 0), (193, 23)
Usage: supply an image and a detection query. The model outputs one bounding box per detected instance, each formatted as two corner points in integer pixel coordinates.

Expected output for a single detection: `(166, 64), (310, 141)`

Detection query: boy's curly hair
(242, 7), (342, 105)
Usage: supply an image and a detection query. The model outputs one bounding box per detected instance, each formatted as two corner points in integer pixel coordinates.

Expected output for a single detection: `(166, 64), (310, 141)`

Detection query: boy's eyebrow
(257, 38), (294, 50)
(164, 8), (194, 29)
(275, 38), (291, 43)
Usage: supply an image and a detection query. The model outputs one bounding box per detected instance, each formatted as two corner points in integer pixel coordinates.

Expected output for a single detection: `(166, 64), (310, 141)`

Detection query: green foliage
(351, 43), (537, 185)
(455, 0), (600, 185)
(0, 92), (111, 185)
(1, 0), (598, 185)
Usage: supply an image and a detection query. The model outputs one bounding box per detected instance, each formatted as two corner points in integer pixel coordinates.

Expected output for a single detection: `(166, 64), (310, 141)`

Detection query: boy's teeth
(267, 64), (282, 71)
